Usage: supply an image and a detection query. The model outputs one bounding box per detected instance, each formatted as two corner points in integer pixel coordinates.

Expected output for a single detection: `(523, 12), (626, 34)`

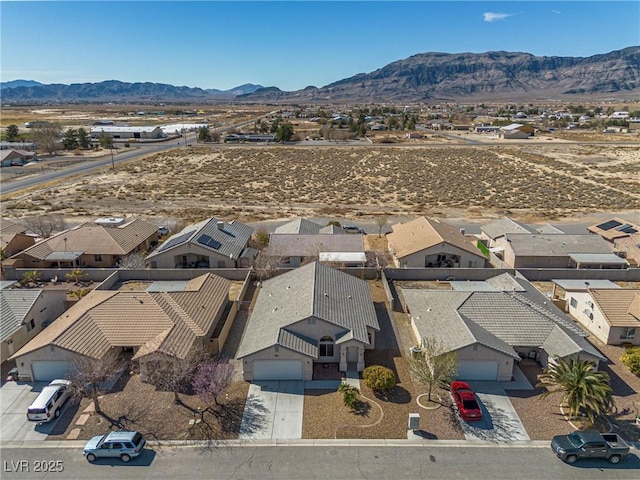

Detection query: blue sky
(2, 1), (639, 91)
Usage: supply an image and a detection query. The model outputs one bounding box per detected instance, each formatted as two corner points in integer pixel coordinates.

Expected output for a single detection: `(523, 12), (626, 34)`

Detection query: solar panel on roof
(156, 230), (193, 252)
(615, 224), (637, 234)
(197, 234), (222, 250)
(595, 220), (622, 231)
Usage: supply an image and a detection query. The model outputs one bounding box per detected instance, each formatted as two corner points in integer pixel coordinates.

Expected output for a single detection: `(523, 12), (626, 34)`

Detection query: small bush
(362, 365), (396, 392)
(337, 383), (360, 408)
(621, 347), (640, 376)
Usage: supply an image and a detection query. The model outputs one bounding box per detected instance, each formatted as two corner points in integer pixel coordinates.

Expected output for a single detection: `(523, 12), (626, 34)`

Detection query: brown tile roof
(591, 289), (640, 328)
(588, 217), (640, 241)
(1, 219), (28, 235)
(387, 216), (482, 259)
(11, 273), (232, 361)
(18, 218), (158, 260)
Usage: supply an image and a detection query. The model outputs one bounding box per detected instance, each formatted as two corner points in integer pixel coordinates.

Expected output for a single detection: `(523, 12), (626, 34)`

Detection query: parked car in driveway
(551, 430), (630, 464)
(83, 430), (146, 463)
(450, 381), (482, 421)
(27, 379), (72, 422)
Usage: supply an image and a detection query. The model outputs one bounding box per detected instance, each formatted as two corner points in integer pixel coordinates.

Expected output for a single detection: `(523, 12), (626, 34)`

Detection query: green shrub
(337, 383), (360, 408)
(362, 365), (396, 392)
(621, 347), (640, 376)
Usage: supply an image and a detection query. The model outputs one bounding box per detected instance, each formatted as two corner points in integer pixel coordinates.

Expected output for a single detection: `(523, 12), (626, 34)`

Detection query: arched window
(319, 336), (334, 357)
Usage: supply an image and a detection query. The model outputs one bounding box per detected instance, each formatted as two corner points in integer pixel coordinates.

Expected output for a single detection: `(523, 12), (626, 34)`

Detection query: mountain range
(2, 47), (638, 104)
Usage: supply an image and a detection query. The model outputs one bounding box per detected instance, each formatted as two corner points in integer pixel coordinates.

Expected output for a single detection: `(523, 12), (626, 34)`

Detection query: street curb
(1, 439), (554, 449)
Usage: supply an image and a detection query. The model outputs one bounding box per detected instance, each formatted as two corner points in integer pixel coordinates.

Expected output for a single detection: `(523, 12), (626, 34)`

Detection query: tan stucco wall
(241, 347), (312, 381)
(455, 344), (514, 381)
(396, 243), (485, 268)
(566, 291), (630, 345)
(150, 243), (237, 269)
(13, 346), (85, 381)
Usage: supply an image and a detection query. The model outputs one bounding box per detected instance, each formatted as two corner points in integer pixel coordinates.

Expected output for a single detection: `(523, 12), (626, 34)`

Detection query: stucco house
(499, 233), (626, 269)
(1, 219), (36, 257)
(146, 217), (254, 269)
(588, 218), (640, 267)
(387, 217), (485, 268)
(268, 233), (363, 268)
(1, 284), (66, 363)
(237, 262), (379, 381)
(274, 217), (344, 235)
(7, 217), (158, 269)
(564, 284), (640, 346)
(402, 273), (605, 381)
(10, 273), (233, 381)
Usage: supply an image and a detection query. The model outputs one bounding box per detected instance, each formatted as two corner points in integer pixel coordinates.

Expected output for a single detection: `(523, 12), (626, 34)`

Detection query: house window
(26, 319), (36, 331)
(94, 254), (103, 262)
(570, 297), (578, 308)
(620, 328), (636, 340)
(319, 336), (334, 357)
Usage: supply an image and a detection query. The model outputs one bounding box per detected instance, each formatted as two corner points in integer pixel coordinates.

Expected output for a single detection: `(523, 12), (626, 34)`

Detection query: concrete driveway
(0, 381), (69, 442)
(455, 381), (530, 442)
(239, 381), (304, 440)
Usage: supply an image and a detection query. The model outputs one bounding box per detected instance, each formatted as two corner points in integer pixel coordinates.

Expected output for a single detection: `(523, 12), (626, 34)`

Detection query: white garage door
(457, 361), (499, 381)
(253, 360), (303, 381)
(32, 361), (72, 381)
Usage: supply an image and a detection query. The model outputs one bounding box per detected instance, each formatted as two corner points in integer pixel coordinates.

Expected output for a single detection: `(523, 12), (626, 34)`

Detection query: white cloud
(552, 10), (561, 14)
(483, 12), (513, 23)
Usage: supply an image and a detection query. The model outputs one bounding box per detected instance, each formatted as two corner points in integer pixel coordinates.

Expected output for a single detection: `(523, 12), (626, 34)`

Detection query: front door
(347, 346), (358, 363)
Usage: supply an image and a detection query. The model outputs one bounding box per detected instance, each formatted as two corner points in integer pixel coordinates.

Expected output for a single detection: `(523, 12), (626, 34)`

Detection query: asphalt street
(1, 443), (639, 480)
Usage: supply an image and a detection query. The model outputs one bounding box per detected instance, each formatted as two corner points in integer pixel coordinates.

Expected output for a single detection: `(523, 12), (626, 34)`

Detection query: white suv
(27, 379), (72, 422)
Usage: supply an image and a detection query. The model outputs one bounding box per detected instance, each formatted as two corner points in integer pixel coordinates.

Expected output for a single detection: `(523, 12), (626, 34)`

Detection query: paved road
(1, 443), (638, 479)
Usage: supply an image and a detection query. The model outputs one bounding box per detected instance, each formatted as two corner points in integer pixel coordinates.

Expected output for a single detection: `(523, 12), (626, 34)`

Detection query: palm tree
(536, 357), (613, 424)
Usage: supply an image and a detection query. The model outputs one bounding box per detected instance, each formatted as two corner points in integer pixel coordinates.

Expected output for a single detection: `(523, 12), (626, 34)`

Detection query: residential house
(237, 262), (379, 381)
(1, 220), (36, 257)
(7, 217), (158, 269)
(563, 283), (640, 346)
(588, 218), (640, 267)
(500, 234), (626, 269)
(402, 273), (605, 381)
(274, 218), (341, 235)
(268, 233), (364, 268)
(1, 284), (66, 363)
(10, 273), (233, 381)
(0, 149), (36, 167)
(146, 217), (254, 269)
(500, 123), (533, 139)
(387, 216), (485, 268)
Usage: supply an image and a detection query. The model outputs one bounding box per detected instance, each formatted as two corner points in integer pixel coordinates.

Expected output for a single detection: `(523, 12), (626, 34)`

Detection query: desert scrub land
(2, 144), (639, 223)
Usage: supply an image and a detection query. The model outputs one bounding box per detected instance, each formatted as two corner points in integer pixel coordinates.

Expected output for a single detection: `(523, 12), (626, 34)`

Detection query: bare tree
(30, 123), (63, 154)
(24, 215), (66, 238)
(253, 245), (284, 281)
(143, 346), (208, 404)
(376, 215), (388, 237)
(118, 252), (148, 269)
(69, 352), (126, 415)
(407, 337), (458, 402)
(192, 357), (236, 409)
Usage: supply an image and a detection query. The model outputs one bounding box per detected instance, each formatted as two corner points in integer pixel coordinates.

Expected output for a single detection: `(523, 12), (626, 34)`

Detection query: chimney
(217, 221), (224, 230)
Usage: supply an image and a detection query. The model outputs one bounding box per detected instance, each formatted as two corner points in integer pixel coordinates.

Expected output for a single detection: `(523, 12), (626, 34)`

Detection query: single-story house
(500, 123), (533, 139)
(588, 218), (640, 266)
(387, 216), (485, 268)
(402, 273), (605, 381)
(480, 217), (564, 249)
(90, 126), (163, 140)
(7, 217), (158, 269)
(268, 233), (364, 268)
(0, 149), (36, 167)
(565, 285), (639, 346)
(0, 286), (67, 363)
(500, 233), (622, 269)
(274, 217), (344, 235)
(237, 262), (379, 381)
(1, 219), (36, 257)
(10, 273), (233, 381)
(146, 217), (254, 269)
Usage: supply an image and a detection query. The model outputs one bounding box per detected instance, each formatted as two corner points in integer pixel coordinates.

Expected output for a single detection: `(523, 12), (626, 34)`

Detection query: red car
(450, 381), (483, 421)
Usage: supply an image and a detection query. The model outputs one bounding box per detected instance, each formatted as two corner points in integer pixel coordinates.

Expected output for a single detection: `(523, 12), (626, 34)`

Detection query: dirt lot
(2, 142), (638, 226)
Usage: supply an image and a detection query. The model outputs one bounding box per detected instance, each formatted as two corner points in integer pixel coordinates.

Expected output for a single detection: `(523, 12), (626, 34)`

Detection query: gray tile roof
(402, 272), (605, 362)
(506, 234), (611, 256)
(268, 234), (363, 257)
(0, 289), (42, 342)
(481, 217), (534, 239)
(147, 217), (253, 260)
(275, 218), (323, 234)
(279, 329), (318, 357)
(237, 262), (378, 359)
